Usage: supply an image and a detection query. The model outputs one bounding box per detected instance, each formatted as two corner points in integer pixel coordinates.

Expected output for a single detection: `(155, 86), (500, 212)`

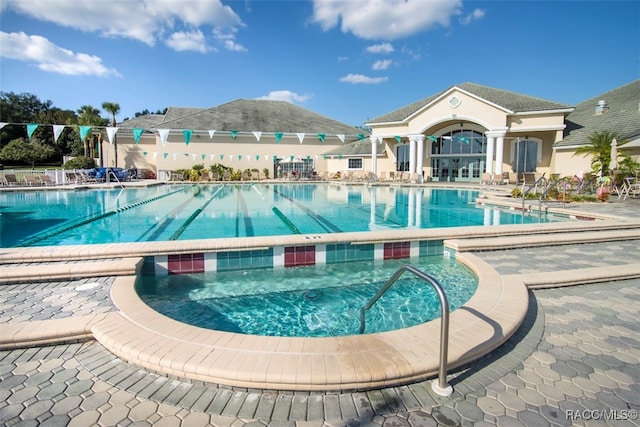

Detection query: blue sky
(1, 0), (638, 128)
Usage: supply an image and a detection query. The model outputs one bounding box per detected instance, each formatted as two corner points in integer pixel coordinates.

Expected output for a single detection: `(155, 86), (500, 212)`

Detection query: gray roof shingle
(554, 80), (639, 147)
(367, 82), (571, 123)
(119, 99), (363, 141)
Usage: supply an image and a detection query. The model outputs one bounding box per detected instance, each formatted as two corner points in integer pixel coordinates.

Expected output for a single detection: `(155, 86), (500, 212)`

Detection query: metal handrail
(520, 173), (547, 212)
(359, 264), (452, 396)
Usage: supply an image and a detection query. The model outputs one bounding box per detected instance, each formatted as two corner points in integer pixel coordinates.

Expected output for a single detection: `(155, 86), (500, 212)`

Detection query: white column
(495, 135), (505, 175)
(369, 136), (378, 178)
(409, 137), (417, 174)
(485, 136), (495, 174)
(415, 134), (425, 183)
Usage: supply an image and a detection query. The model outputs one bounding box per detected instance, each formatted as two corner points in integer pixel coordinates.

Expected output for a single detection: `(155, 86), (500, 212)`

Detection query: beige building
(107, 81), (639, 182)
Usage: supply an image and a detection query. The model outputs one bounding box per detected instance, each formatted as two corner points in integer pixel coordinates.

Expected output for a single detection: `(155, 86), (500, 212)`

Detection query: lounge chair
(251, 171), (259, 181)
(210, 171), (220, 181)
(222, 171), (231, 181)
(2, 174), (20, 186)
(24, 175), (42, 186)
(200, 171), (210, 181)
(39, 174), (55, 186)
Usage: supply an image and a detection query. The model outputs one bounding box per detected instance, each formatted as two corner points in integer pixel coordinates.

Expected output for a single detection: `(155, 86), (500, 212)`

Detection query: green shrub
(63, 156), (96, 169)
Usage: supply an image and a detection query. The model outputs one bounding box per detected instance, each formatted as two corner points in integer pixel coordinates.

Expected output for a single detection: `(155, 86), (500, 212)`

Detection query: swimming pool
(2, 183), (561, 247)
(136, 255), (478, 337)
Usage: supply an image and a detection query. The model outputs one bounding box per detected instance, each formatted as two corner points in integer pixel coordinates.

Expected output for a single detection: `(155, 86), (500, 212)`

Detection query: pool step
(0, 257), (143, 284)
(445, 227), (640, 252)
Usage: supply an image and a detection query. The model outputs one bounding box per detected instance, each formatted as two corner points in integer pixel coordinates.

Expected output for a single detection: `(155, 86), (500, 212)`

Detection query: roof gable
(368, 82), (571, 124)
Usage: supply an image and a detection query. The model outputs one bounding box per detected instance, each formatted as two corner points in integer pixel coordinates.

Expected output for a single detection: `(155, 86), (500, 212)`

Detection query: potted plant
(597, 177), (611, 202)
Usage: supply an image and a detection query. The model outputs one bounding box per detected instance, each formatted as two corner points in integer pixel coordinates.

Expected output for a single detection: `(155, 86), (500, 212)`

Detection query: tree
(77, 105), (107, 160)
(35, 107), (79, 162)
(0, 92), (53, 150)
(0, 138), (55, 168)
(102, 102), (120, 166)
(573, 130), (628, 176)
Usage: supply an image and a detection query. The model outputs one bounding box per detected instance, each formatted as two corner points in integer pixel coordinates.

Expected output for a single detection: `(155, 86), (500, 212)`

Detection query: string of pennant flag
(0, 121), (460, 145)
(0, 122), (374, 145)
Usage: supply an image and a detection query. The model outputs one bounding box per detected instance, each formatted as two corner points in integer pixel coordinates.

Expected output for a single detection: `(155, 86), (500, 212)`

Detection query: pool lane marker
(252, 185), (301, 234)
(169, 185), (227, 240)
(16, 185), (196, 247)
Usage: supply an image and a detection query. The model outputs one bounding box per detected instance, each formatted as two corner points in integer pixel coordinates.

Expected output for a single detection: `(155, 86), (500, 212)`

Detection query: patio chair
(200, 171), (210, 181)
(39, 174), (55, 186)
(222, 171), (231, 181)
(2, 174), (20, 186)
(24, 175), (42, 186)
(251, 171), (259, 181)
(210, 171), (220, 181)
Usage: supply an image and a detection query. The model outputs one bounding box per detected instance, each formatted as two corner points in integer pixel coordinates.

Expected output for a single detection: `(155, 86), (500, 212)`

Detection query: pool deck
(1, 183), (640, 426)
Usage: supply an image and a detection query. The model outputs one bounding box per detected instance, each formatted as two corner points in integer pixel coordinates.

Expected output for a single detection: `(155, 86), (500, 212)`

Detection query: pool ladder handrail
(359, 264), (453, 396)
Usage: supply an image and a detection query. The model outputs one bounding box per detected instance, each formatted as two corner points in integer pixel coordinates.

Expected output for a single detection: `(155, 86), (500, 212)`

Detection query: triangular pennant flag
(79, 126), (92, 141)
(357, 134), (365, 140)
(143, 151), (148, 156)
(208, 130), (216, 139)
(192, 154), (196, 161)
(247, 155), (251, 161)
(255, 155), (260, 161)
(306, 155), (310, 160)
(210, 154), (215, 160)
(296, 133), (305, 144)
(106, 127), (118, 144)
(229, 155), (234, 161)
(163, 152), (168, 159)
(153, 152), (158, 159)
(337, 134), (345, 143)
(289, 155), (294, 161)
(428, 135), (437, 142)
(238, 155), (243, 161)
(230, 130), (238, 139)
(377, 136), (383, 144)
(26, 123), (38, 139)
(252, 131), (262, 142)
(317, 133), (325, 142)
(173, 153), (178, 160)
(395, 136), (401, 143)
(201, 154), (206, 160)
(158, 129), (170, 146)
(460, 137), (469, 144)
(275, 132), (283, 143)
(183, 130), (192, 145)
(220, 154), (224, 160)
(52, 125), (66, 143)
(323, 154), (327, 160)
(133, 128), (144, 144)
(0, 122), (7, 130)
(338, 155), (343, 160)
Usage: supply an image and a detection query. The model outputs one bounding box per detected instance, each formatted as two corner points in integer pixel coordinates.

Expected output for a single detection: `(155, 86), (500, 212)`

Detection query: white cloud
(366, 43), (394, 54)
(2, 0), (245, 51)
(372, 59), (392, 70)
(460, 8), (485, 25)
(213, 28), (247, 52)
(258, 91), (312, 104)
(165, 30), (209, 53)
(0, 31), (121, 77)
(311, 0), (463, 40)
(339, 73), (388, 84)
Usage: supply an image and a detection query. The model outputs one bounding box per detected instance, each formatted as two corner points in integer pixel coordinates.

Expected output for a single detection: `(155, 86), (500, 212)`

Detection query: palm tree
(77, 105), (103, 158)
(102, 102), (120, 167)
(573, 130), (626, 176)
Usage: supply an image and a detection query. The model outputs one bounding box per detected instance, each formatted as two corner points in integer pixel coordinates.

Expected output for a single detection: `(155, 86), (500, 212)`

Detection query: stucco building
(109, 80), (639, 182)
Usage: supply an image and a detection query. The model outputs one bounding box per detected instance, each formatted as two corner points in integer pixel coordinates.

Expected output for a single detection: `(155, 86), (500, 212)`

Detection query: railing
(520, 173), (547, 213)
(359, 264), (453, 396)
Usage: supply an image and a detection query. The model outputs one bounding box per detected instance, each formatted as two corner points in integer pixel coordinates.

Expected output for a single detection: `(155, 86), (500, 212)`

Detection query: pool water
(135, 255), (478, 337)
(2, 183), (562, 247)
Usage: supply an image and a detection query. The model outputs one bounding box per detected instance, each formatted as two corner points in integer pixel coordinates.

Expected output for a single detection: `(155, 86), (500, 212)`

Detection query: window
(348, 158), (363, 169)
(512, 139), (540, 173)
(396, 145), (409, 171)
